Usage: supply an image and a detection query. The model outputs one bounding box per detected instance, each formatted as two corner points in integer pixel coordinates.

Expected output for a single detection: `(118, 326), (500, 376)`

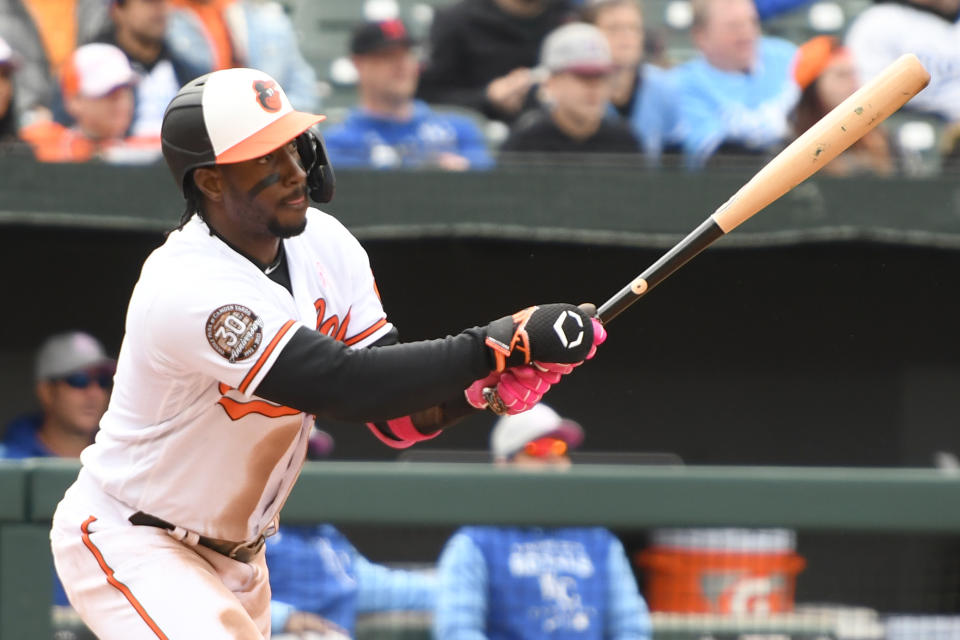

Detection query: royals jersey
(80, 209), (393, 542)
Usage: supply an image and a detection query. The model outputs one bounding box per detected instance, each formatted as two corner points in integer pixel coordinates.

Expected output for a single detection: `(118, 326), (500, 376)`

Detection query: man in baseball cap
(321, 19), (492, 170)
(0, 331), (114, 612)
(20, 43), (159, 162)
(489, 401), (584, 464)
(500, 22), (642, 157)
(2, 331), (115, 460)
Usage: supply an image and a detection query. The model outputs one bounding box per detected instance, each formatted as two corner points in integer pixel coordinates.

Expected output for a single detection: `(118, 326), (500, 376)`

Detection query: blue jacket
(670, 37), (799, 167)
(435, 526), (651, 640)
(618, 63), (684, 165)
(267, 524), (436, 634)
(1, 413), (53, 458)
(1, 413), (70, 606)
(322, 101), (494, 170)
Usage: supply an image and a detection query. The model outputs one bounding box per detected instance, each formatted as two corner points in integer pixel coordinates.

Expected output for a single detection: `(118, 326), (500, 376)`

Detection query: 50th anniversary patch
(206, 304), (264, 362)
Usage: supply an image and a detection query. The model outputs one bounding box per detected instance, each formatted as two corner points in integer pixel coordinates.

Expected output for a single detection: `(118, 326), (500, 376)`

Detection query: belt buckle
(226, 535), (265, 561)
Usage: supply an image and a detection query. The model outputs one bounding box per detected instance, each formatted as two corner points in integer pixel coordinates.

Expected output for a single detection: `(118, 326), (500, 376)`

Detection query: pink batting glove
(586, 318), (607, 360)
(465, 372), (501, 410)
(496, 365), (554, 414)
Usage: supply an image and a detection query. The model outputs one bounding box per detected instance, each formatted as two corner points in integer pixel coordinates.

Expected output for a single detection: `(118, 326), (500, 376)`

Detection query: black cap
(350, 19), (417, 55)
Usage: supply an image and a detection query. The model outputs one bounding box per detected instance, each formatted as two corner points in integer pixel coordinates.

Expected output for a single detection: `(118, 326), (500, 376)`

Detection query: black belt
(128, 511), (265, 563)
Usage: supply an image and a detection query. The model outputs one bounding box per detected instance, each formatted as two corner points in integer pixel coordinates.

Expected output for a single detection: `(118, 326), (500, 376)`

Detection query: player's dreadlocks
(175, 171), (206, 232)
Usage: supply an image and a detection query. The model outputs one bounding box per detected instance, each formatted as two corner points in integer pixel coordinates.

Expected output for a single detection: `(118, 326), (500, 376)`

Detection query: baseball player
(49, 67), (607, 640)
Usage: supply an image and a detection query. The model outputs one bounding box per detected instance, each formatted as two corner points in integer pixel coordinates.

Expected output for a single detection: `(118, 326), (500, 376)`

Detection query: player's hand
(482, 303), (595, 372)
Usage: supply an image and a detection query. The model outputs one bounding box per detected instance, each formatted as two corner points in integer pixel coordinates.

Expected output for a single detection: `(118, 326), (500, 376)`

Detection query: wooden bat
(597, 53), (930, 325)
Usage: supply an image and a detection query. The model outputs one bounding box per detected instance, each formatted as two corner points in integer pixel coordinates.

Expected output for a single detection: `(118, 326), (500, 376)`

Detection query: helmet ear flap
(297, 127), (335, 203)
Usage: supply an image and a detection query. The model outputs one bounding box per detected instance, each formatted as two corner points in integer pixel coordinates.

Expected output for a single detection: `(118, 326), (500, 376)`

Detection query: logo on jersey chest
(206, 304), (264, 362)
(315, 298), (352, 341)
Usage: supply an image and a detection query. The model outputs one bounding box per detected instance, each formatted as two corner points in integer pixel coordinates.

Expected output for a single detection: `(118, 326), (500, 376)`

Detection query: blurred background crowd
(0, 0), (958, 174)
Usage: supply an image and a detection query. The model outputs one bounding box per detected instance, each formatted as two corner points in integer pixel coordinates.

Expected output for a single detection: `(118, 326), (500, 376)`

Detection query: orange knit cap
(792, 35), (848, 90)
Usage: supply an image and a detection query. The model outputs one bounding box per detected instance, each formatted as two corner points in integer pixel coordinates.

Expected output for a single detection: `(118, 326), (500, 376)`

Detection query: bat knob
(482, 387), (508, 415)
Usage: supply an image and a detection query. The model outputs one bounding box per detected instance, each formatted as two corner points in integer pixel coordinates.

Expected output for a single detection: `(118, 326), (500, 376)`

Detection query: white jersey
(845, 4), (960, 122)
(81, 209), (393, 542)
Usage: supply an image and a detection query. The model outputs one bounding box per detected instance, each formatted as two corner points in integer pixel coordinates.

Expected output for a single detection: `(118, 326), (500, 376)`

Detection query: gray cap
(490, 403), (585, 460)
(35, 332), (115, 381)
(540, 22), (614, 75)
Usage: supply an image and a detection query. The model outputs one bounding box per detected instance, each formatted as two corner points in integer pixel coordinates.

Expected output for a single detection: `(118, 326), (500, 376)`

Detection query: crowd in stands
(0, 0), (958, 172)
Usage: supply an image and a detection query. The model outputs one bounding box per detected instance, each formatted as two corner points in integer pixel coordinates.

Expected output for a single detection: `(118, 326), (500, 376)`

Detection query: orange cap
(792, 35), (846, 90)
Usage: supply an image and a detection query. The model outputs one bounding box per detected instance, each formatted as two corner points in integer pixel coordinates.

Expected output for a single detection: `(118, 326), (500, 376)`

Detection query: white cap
(35, 332), (115, 381)
(490, 403), (584, 460)
(540, 22), (614, 75)
(202, 67), (325, 163)
(61, 43), (137, 99)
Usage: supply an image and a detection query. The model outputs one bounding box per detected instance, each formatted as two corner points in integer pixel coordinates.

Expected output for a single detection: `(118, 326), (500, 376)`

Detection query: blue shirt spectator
(2, 331), (115, 608)
(324, 100), (493, 170)
(324, 19), (492, 171)
(267, 523), (437, 636)
(625, 63), (683, 163)
(434, 404), (652, 640)
(436, 526), (650, 640)
(671, 0), (798, 167)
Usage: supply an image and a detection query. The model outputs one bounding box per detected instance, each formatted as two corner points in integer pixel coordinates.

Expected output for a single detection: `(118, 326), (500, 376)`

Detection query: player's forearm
(256, 326), (491, 423)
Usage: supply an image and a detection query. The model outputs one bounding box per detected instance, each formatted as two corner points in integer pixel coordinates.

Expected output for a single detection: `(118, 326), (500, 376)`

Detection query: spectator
(790, 35), (895, 176)
(91, 0), (204, 138)
(323, 19), (492, 171)
(417, 0), (575, 124)
(580, 0), (683, 164)
(165, 0), (319, 111)
(2, 331), (114, 608)
(19, 43), (162, 163)
(844, 0), (960, 125)
(670, 0), (799, 168)
(434, 403), (652, 640)
(499, 22), (641, 159)
(0, 36), (22, 147)
(0, 0), (109, 124)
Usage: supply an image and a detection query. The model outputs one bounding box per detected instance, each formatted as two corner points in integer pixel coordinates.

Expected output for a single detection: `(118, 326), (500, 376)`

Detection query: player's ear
(193, 167), (223, 203)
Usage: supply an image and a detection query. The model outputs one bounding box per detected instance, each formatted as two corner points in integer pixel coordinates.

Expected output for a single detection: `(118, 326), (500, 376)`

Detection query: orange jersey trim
(238, 319), (296, 394)
(80, 516), (169, 640)
(344, 317), (388, 346)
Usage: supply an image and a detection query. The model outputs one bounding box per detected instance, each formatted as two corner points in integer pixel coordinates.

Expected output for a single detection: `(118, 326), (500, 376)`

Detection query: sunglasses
(523, 437), (568, 458)
(59, 369), (114, 390)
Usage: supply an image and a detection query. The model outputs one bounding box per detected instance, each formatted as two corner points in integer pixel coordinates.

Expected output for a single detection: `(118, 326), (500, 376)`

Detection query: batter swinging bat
(596, 53), (930, 325)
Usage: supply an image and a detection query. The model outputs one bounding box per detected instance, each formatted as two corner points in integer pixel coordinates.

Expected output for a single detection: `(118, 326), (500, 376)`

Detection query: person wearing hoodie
(322, 19), (492, 171)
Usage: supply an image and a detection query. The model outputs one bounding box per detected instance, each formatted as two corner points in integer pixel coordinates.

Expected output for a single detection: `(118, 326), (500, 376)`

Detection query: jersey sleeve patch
(205, 304), (265, 363)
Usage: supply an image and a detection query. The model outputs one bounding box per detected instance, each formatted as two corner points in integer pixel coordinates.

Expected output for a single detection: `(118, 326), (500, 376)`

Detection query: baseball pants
(50, 469), (272, 639)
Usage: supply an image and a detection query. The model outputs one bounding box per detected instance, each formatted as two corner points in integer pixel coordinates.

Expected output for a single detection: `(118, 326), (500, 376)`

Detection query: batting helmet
(160, 68), (335, 203)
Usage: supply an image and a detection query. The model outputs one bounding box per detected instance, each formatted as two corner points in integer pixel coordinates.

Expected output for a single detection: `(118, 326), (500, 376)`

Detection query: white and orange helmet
(161, 68), (334, 202)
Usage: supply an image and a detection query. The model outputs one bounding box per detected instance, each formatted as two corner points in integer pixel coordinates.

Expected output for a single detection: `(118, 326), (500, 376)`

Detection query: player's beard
(268, 216), (307, 238)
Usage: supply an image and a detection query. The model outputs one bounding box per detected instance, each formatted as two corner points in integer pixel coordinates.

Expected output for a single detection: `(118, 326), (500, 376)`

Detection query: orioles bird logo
(252, 79), (282, 112)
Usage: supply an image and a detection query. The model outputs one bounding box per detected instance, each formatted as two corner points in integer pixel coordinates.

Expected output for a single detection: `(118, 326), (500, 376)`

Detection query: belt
(128, 511), (265, 563)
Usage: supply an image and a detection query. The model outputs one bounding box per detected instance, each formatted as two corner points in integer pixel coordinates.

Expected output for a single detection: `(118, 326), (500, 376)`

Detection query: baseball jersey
(80, 209), (393, 542)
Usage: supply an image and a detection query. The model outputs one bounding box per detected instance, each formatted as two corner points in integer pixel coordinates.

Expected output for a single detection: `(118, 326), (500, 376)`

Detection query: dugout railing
(2, 458), (960, 639)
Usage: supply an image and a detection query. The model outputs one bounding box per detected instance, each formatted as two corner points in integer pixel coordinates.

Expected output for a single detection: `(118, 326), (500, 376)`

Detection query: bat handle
(482, 387), (508, 415)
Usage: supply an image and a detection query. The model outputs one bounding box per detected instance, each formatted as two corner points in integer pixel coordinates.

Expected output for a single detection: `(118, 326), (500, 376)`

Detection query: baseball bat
(596, 53), (930, 325)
